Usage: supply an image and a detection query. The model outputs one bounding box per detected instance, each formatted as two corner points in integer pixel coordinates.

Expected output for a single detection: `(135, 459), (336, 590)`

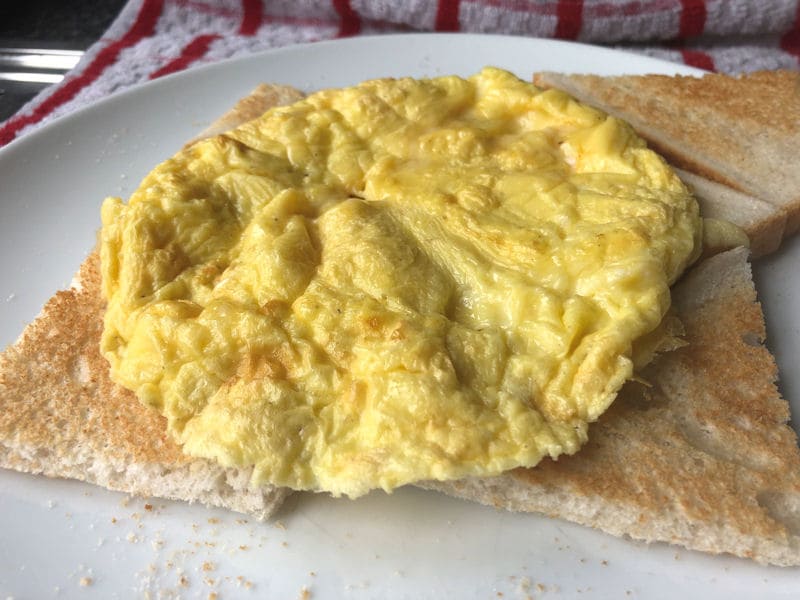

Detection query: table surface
(0, 0), (127, 122)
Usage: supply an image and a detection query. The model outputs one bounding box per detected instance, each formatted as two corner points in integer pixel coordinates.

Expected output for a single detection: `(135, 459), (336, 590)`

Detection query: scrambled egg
(100, 68), (702, 497)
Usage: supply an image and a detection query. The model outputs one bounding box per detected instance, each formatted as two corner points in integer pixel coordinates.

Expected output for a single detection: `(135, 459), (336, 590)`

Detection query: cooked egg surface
(100, 68), (701, 497)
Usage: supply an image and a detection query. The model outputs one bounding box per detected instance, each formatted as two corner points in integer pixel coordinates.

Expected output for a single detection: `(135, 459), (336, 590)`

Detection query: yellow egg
(99, 68), (702, 497)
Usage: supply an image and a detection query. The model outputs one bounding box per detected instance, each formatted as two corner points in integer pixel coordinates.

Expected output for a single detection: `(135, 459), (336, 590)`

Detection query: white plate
(1, 34), (798, 598)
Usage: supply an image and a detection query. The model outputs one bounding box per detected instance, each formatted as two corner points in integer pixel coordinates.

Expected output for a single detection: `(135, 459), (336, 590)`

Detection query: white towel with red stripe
(2, 0), (798, 146)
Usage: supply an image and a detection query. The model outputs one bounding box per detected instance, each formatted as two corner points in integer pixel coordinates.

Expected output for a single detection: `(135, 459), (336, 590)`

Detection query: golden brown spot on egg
(365, 315), (382, 331)
(234, 353), (288, 382)
(261, 299), (289, 317)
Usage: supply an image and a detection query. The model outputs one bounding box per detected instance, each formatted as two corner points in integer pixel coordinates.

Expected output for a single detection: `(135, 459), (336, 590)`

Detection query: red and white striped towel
(2, 0), (798, 147)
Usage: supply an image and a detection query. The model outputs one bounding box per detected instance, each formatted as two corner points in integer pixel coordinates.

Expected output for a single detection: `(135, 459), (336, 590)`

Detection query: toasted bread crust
(675, 168), (788, 257)
(0, 252), (182, 465)
(188, 83), (305, 144)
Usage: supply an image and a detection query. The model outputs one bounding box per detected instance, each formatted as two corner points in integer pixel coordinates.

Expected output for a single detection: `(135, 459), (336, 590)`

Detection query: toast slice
(188, 83), (305, 143)
(533, 70), (800, 244)
(426, 247), (800, 566)
(674, 168), (786, 258)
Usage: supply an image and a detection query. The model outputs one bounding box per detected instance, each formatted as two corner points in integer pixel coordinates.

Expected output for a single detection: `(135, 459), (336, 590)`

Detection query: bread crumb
(179, 575), (190, 588)
(208, 518), (220, 524)
(239, 545), (249, 551)
(144, 503), (153, 511)
(79, 577), (92, 587)
(274, 521), (287, 530)
(517, 577), (531, 592)
(202, 562), (216, 572)
(536, 583), (547, 593)
(126, 532), (139, 543)
(110, 517), (117, 524)
(298, 585), (312, 600)
(601, 560), (609, 566)
(208, 593), (218, 600)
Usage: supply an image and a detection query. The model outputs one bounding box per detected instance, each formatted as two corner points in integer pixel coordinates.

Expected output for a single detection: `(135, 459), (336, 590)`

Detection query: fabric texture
(1, 0), (798, 146)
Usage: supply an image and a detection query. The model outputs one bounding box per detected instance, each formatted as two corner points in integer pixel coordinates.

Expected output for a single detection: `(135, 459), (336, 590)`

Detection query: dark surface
(0, 0), (128, 122)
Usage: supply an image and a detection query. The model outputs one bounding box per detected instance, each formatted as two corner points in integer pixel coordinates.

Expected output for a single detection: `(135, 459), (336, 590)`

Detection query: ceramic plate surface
(1, 34), (798, 598)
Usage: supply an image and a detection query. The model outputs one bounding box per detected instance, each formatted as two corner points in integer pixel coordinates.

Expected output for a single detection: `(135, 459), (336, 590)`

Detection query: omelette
(99, 68), (702, 498)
